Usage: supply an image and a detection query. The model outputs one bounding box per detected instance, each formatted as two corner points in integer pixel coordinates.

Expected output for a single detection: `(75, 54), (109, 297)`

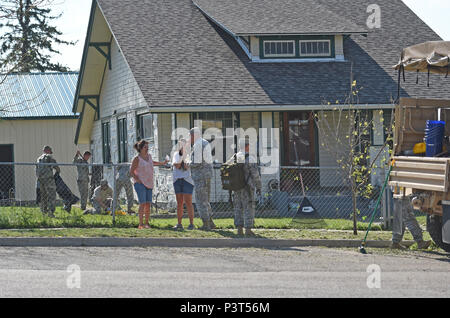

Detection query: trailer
(390, 41), (450, 251)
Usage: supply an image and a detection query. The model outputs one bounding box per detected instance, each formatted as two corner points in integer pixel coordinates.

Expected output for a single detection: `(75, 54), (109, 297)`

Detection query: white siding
(335, 35), (344, 60)
(250, 36), (259, 58)
(94, 37), (150, 165)
(0, 119), (88, 201)
(88, 37), (178, 208)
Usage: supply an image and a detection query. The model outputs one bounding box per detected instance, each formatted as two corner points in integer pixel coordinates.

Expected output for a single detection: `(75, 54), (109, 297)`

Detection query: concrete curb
(0, 237), (416, 248)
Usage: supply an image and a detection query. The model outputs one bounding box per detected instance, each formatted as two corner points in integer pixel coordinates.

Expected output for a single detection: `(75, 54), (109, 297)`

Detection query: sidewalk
(0, 236), (415, 248)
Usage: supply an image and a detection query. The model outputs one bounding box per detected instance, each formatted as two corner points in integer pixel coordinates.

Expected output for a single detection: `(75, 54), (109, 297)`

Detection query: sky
(48, 0), (450, 71)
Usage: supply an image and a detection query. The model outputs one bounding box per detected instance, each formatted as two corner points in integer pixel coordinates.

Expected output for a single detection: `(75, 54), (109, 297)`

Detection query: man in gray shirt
(73, 150), (91, 211)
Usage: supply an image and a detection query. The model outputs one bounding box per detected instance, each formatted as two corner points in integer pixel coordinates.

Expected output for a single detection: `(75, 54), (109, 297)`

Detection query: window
(137, 113), (154, 142)
(194, 112), (235, 162)
(101, 122), (111, 164)
(117, 118), (128, 163)
(299, 40), (331, 57)
(263, 40), (295, 57)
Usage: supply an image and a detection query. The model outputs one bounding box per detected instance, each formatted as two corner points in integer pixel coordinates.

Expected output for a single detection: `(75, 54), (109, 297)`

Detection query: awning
(394, 41), (450, 75)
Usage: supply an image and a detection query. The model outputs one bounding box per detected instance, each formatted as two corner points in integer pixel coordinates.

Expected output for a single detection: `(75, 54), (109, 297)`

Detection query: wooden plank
(393, 156), (450, 163)
(390, 171), (446, 181)
(388, 181), (445, 192)
(394, 161), (447, 171)
(445, 160), (449, 192)
(400, 98), (450, 108)
(390, 174), (444, 187)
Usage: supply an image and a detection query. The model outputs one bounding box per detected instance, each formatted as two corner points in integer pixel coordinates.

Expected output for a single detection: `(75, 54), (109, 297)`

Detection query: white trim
(148, 104), (395, 113)
(251, 57), (345, 63)
(263, 40), (296, 58)
(236, 32), (368, 36)
(299, 39), (331, 57)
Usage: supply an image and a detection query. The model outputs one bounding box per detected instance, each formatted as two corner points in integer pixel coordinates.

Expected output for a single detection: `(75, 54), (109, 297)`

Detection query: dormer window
(299, 40), (330, 57)
(263, 40), (295, 57)
(258, 36), (335, 61)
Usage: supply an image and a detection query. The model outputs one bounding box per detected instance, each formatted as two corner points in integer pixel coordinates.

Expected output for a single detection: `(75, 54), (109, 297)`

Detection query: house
(0, 72), (86, 202)
(72, 0), (450, 211)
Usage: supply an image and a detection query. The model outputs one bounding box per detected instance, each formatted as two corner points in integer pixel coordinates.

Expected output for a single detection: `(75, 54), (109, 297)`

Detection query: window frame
(117, 117), (128, 163)
(259, 35), (335, 60)
(262, 40), (296, 58)
(136, 113), (155, 142)
(101, 121), (111, 164)
(299, 39), (332, 57)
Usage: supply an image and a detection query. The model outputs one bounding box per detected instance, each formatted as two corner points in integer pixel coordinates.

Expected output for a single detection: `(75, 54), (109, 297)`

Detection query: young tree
(0, 0), (75, 73)
(314, 80), (394, 235)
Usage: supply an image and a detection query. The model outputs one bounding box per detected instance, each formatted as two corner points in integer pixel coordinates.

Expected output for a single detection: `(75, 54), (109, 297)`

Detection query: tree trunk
(352, 189), (358, 235)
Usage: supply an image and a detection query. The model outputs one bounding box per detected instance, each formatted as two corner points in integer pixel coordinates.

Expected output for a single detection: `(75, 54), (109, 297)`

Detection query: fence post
(112, 164), (117, 226)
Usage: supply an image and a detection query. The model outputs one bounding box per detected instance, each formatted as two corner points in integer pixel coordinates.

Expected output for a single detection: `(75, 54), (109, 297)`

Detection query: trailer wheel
(426, 214), (450, 252)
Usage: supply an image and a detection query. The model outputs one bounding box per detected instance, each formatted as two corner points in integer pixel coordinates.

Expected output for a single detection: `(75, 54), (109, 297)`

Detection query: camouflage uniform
(392, 196), (425, 243)
(190, 138), (214, 224)
(91, 184), (113, 214)
(36, 153), (59, 214)
(73, 154), (90, 210)
(90, 166), (103, 204)
(115, 165), (134, 211)
(227, 152), (262, 229)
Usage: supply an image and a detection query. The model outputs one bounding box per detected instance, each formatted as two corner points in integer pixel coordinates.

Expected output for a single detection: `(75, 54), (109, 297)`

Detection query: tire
(426, 214), (450, 252)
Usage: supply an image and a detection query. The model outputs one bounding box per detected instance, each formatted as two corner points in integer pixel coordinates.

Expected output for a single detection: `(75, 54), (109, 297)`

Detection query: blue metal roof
(0, 72), (79, 119)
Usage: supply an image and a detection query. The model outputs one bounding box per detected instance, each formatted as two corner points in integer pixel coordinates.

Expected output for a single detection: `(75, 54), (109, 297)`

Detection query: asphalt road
(0, 246), (449, 298)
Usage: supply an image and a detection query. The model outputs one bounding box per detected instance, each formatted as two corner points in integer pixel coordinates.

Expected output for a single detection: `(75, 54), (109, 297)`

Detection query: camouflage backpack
(220, 154), (248, 191)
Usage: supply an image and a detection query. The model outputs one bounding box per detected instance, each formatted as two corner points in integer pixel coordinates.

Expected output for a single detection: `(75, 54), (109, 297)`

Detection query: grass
(0, 205), (425, 231)
(0, 206), (433, 244)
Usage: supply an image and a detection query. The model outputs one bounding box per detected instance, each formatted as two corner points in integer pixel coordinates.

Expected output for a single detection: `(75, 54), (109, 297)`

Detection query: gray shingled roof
(95, 0), (450, 108)
(193, 0), (367, 36)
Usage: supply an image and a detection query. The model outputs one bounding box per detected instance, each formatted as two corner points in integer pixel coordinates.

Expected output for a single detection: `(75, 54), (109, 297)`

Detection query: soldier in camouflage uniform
(391, 195), (431, 250)
(190, 127), (216, 230)
(115, 164), (134, 214)
(73, 150), (91, 211)
(36, 146), (60, 216)
(87, 179), (113, 215)
(226, 139), (262, 236)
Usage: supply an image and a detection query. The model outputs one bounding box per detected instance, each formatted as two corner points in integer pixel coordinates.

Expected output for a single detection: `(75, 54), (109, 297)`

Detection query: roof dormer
(193, 0), (367, 62)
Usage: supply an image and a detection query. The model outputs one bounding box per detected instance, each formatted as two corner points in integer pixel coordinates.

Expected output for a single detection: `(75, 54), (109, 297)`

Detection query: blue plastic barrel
(425, 120), (445, 157)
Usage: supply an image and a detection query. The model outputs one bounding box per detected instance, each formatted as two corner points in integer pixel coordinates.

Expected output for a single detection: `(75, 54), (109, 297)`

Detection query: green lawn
(0, 206), (442, 251)
(0, 205), (422, 231)
(0, 206), (433, 243)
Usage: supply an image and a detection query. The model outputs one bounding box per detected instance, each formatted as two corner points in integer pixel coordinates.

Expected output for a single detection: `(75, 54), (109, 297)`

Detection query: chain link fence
(0, 162), (391, 229)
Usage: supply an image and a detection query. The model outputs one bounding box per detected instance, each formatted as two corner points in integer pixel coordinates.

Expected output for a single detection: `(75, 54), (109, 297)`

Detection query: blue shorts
(173, 179), (194, 195)
(134, 183), (153, 204)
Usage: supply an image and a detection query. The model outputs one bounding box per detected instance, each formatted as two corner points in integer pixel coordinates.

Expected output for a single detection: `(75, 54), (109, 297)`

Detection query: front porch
(145, 109), (391, 221)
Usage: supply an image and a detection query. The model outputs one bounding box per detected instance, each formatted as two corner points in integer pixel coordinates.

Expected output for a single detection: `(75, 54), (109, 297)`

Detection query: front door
(283, 112), (317, 166)
(0, 145), (14, 200)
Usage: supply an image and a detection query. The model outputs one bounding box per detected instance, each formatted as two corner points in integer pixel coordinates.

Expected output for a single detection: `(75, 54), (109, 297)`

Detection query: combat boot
(209, 217), (216, 230)
(417, 240), (431, 250)
(245, 228), (256, 237)
(390, 242), (407, 250)
(199, 218), (211, 231)
(237, 226), (244, 236)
